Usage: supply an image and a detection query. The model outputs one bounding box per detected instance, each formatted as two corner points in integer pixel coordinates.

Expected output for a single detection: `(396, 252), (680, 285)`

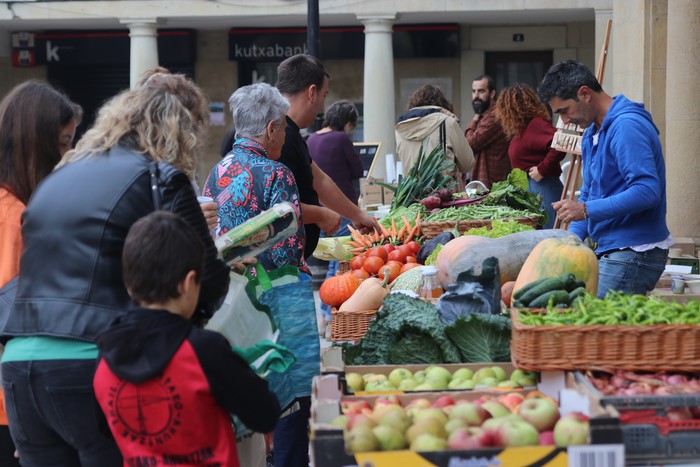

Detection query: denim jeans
(272, 396), (310, 467)
(319, 218), (353, 321)
(2, 359), (122, 467)
(597, 247), (668, 299)
(528, 176), (564, 229)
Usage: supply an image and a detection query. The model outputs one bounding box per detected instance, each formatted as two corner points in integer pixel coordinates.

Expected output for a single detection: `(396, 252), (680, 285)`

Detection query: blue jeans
(597, 247), (668, 299)
(529, 176), (563, 229)
(272, 396), (311, 467)
(319, 218), (353, 321)
(2, 359), (122, 467)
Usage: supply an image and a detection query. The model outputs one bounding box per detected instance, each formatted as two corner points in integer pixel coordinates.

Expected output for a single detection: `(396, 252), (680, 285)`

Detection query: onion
(666, 374), (688, 386)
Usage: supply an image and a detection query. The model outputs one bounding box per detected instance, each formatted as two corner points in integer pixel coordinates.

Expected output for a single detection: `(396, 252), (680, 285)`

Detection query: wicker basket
(338, 260), (351, 275)
(420, 216), (539, 239)
(329, 308), (377, 341)
(510, 308), (700, 372)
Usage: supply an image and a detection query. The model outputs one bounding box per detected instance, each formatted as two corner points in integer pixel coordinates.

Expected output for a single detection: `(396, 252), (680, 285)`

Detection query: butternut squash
(338, 276), (389, 311)
(435, 229), (576, 288)
(513, 236), (598, 295)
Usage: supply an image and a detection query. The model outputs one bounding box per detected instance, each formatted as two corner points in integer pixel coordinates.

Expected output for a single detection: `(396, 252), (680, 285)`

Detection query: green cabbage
(444, 313), (512, 363)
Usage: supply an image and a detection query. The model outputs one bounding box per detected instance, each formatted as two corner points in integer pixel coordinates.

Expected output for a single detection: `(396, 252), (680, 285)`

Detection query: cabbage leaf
(444, 313), (512, 363)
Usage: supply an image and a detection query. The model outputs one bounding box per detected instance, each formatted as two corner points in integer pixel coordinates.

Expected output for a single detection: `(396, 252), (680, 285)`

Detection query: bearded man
(464, 74), (510, 187)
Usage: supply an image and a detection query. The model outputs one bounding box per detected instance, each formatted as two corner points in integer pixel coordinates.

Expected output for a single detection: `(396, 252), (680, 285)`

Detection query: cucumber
(513, 276), (555, 301)
(518, 277), (566, 306)
(559, 273), (578, 292)
(568, 286), (586, 304)
(528, 289), (571, 308)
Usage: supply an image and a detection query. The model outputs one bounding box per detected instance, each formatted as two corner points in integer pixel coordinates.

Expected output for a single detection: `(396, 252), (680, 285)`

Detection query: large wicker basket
(510, 308), (700, 372)
(330, 308), (377, 341)
(420, 216), (539, 239)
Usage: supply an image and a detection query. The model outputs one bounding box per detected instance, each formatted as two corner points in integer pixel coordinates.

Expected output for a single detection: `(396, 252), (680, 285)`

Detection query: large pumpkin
(435, 229), (575, 288)
(513, 236), (598, 295)
(319, 273), (360, 308)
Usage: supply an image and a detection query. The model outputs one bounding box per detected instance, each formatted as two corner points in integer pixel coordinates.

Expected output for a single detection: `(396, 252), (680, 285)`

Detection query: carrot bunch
(346, 213), (421, 255)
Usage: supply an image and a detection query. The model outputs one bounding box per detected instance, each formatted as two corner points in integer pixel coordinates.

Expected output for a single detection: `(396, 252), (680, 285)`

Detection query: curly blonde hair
(495, 84), (551, 138)
(58, 71), (208, 180)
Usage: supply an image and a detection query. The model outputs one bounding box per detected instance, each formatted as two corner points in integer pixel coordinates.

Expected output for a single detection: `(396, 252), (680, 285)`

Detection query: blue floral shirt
(203, 138), (306, 272)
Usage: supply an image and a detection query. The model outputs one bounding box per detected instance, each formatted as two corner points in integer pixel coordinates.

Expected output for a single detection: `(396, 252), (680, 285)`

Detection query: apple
(426, 366), (452, 383)
(405, 418), (447, 444)
(346, 372), (364, 392)
(448, 378), (476, 390)
(510, 369), (538, 387)
(493, 419), (539, 447)
(346, 426), (379, 453)
(553, 412), (589, 446)
(388, 368), (413, 388)
(432, 395), (455, 409)
(364, 374), (388, 384)
(406, 398), (432, 410)
(480, 400), (511, 418)
(413, 370), (427, 384)
(497, 380), (518, 388)
(414, 382), (435, 391)
(425, 376), (449, 390)
(539, 430), (555, 446)
(444, 418), (467, 435)
(330, 414), (349, 431)
(452, 368), (474, 381)
(412, 408), (448, 425)
(410, 433), (448, 451)
(365, 380), (393, 392)
(476, 376), (498, 387)
(379, 409), (411, 433)
(347, 413), (376, 431)
(398, 379), (419, 391)
(372, 425), (407, 451)
(370, 403), (403, 425)
(490, 366), (507, 382)
(482, 414), (523, 431)
(448, 402), (491, 426)
(374, 395), (401, 408)
(342, 400), (371, 414)
(473, 367), (497, 384)
(517, 398), (560, 432)
(447, 427), (479, 450)
(498, 393), (525, 412)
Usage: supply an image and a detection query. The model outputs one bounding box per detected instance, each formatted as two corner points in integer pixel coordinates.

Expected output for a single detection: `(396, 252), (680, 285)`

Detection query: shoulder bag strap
(439, 120), (447, 155)
(149, 162), (161, 210)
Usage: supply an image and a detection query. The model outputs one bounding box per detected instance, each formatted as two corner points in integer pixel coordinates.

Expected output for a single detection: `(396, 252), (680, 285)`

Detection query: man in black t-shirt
(276, 54), (379, 259)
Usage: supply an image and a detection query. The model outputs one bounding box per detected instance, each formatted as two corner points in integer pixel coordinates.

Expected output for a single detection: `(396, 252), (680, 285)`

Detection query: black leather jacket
(1, 146), (230, 343)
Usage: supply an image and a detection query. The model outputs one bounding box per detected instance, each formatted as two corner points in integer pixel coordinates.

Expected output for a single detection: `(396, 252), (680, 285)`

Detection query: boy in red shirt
(93, 211), (280, 466)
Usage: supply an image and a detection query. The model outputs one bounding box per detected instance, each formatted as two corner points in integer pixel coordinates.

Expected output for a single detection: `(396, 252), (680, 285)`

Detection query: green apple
(346, 426), (379, 453)
(473, 367), (497, 384)
(372, 425), (406, 450)
(345, 372), (364, 392)
(413, 370), (427, 384)
(379, 409), (411, 432)
(497, 380), (518, 388)
(490, 366), (507, 382)
(413, 382), (434, 391)
(410, 433), (448, 451)
(476, 376), (498, 387)
(405, 418), (447, 444)
(447, 378), (475, 390)
(426, 376), (449, 390)
(388, 368), (413, 387)
(444, 418), (468, 435)
(452, 368), (474, 381)
(412, 407), (448, 425)
(425, 366), (452, 383)
(398, 378), (419, 391)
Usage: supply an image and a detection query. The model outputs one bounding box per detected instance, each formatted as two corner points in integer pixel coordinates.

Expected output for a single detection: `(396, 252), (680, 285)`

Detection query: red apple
(517, 398), (560, 432)
(553, 412), (589, 446)
(539, 430), (555, 445)
(432, 395), (455, 409)
(498, 393), (525, 412)
(347, 413), (376, 431)
(374, 395), (401, 409)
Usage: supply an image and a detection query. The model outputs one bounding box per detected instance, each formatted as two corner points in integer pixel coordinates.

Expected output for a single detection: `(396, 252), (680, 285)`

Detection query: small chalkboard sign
(353, 142), (382, 179)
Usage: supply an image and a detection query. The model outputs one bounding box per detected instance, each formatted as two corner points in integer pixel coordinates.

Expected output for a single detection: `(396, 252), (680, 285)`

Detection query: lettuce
(445, 313), (512, 363)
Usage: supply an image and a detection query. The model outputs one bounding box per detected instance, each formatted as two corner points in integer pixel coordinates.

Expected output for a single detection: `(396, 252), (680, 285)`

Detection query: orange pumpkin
(513, 236), (598, 295)
(319, 273), (360, 308)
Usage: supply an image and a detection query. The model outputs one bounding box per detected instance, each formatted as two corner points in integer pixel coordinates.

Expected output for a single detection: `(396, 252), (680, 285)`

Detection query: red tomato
(378, 261), (402, 283)
(349, 255), (365, 270)
(405, 256), (417, 263)
(397, 244), (414, 258)
(366, 247), (388, 262)
(405, 241), (421, 255)
(347, 269), (370, 280)
(387, 249), (407, 263)
(362, 256), (385, 275)
(380, 243), (396, 255)
(400, 262), (422, 274)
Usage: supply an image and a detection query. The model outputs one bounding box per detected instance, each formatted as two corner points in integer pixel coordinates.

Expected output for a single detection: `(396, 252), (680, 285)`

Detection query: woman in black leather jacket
(0, 72), (229, 466)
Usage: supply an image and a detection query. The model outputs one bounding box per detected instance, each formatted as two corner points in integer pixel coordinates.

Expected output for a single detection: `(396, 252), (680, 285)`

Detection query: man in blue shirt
(538, 60), (671, 298)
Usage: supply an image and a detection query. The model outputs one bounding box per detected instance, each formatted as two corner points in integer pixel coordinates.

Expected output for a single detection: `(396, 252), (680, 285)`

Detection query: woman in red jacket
(495, 84), (566, 229)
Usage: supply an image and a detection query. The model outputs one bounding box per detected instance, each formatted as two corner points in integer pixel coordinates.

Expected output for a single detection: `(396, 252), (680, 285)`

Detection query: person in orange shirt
(0, 81), (81, 466)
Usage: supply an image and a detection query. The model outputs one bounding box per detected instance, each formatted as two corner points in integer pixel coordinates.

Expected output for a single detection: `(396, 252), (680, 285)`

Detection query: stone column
(594, 8), (614, 91)
(120, 19), (161, 88)
(358, 13), (397, 180)
(665, 0), (700, 237)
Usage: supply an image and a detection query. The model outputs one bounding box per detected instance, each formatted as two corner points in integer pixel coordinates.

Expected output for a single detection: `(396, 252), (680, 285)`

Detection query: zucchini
(528, 289), (571, 308)
(568, 286), (586, 305)
(518, 277), (566, 306)
(513, 276), (554, 301)
(559, 273), (578, 292)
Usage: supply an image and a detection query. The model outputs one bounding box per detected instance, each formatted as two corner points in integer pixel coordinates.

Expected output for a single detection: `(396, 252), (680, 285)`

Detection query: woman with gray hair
(203, 82), (306, 272)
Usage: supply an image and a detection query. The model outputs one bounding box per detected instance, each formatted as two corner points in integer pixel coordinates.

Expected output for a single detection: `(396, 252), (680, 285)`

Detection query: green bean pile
(518, 291), (700, 326)
(424, 205), (535, 222)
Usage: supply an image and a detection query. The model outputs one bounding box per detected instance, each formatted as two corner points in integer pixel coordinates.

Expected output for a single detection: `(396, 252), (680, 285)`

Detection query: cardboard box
(650, 288), (700, 304)
(381, 184), (396, 205)
(359, 177), (384, 207)
(671, 237), (696, 257)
